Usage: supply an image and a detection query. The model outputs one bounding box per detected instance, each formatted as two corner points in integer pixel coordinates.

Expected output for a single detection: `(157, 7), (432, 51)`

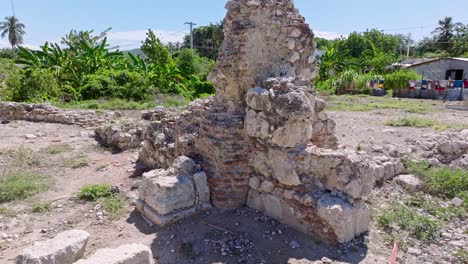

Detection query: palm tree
(0, 16), (26, 49)
(432, 17), (461, 51)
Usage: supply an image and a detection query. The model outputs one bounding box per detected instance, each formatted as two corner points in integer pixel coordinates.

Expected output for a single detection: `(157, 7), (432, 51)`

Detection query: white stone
(74, 244), (153, 264)
(245, 110), (270, 139)
(395, 174), (423, 192)
(451, 197), (464, 207)
(193, 172), (210, 203)
(16, 230), (90, 264)
(260, 180), (274, 193)
(288, 52), (300, 63)
(317, 195), (370, 243)
(269, 151), (301, 186)
(249, 176), (261, 190)
(271, 120), (312, 148)
(139, 171), (195, 215)
(25, 134), (37, 139)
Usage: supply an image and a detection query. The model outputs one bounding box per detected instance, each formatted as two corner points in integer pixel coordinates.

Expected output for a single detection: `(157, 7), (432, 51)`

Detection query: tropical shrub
(384, 70), (421, 91)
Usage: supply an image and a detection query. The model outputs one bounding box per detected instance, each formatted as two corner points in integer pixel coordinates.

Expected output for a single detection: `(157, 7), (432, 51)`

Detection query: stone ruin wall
(134, 0), (405, 245)
(0, 102), (114, 128)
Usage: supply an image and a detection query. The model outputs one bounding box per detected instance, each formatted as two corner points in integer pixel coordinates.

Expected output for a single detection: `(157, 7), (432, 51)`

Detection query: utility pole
(10, 0), (15, 16)
(184, 22), (197, 50)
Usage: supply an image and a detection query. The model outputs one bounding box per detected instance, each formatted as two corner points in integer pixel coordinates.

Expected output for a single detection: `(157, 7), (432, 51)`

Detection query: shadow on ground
(128, 207), (367, 264)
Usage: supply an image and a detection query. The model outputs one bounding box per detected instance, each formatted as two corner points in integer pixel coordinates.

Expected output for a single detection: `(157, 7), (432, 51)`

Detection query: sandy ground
(0, 97), (467, 264)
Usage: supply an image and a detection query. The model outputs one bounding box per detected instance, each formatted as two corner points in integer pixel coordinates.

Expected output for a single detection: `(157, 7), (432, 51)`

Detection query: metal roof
(406, 57), (468, 68)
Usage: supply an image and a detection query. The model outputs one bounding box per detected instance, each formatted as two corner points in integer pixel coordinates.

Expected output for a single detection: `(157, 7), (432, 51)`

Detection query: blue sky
(0, 0), (467, 49)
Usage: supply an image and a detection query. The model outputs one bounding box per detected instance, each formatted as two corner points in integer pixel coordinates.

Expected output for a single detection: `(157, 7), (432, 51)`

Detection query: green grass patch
(324, 95), (436, 113)
(96, 164), (108, 171)
(13, 146), (42, 167)
(99, 194), (125, 219)
(404, 194), (466, 222)
(53, 99), (157, 111)
(386, 117), (435, 128)
(78, 184), (112, 201)
(378, 203), (439, 241)
(65, 157), (89, 169)
(32, 202), (51, 213)
(454, 249), (468, 263)
(45, 144), (73, 155)
(0, 172), (51, 203)
(406, 161), (468, 201)
(386, 117), (468, 131)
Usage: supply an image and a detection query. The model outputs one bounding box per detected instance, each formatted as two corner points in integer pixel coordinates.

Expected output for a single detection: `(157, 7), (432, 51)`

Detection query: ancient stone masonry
(136, 0), (404, 245)
(0, 102), (115, 128)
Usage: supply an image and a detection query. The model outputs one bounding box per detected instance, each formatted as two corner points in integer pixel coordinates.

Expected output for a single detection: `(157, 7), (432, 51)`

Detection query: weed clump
(78, 184), (112, 201)
(0, 172), (50, 202)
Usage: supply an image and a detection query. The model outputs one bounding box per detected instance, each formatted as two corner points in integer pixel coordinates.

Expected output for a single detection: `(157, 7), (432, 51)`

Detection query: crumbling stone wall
(136, 0), (403, 245)
(0, 102), (114, 128)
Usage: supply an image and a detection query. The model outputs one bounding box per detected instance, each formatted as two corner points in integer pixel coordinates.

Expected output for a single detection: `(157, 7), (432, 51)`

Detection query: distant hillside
(123, 48), (145, 57)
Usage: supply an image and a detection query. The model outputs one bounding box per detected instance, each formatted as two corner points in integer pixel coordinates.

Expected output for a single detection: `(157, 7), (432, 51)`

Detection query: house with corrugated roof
(405, 58), (468, 80)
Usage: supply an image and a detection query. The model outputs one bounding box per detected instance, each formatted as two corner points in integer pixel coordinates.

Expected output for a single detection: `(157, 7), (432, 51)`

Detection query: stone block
(74, 244), (153, 264)
(16, 230), (90, 264)
(193, 172), (210, 203)
(139, 170), (195, 215)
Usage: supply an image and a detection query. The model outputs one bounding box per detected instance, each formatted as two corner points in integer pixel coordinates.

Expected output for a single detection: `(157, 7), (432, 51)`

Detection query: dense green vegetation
(316, 17), (468, 95)
(0, 27), (215, 107)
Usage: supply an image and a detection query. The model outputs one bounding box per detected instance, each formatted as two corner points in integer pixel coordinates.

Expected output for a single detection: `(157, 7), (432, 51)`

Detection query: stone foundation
(0, 102), (115, 128)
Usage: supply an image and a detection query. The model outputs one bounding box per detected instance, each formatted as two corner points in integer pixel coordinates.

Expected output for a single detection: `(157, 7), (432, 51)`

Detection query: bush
(0, 49), (18, 60)
(80, 70), (150, 101)
(384, 70), (421, 91)
(78, 184), (112, 201)
(11, 69), (60, 102)
(0, 172), (50, 202)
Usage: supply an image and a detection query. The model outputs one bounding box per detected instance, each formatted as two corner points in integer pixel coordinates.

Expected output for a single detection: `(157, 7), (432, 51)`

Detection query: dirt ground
(0, 97), (467, 264)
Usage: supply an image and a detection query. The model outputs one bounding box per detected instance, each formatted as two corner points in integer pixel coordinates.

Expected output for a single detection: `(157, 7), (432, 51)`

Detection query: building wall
(408, 59), (468, 80)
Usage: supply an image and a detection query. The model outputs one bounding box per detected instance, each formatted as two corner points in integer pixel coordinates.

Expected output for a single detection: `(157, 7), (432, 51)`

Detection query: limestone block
(246, 87), (271, 111)
(269, 151), (301, 186)
(139, 170), (195, 215)
(193, 172), (210, 203)
(395, 174), (423, 192)
(16, 230), (90, 264)
(245, 110), (270, 139)
(271, 119), (313, 148)
(74, 244), (153, 264)
(317, 195), (370, 243)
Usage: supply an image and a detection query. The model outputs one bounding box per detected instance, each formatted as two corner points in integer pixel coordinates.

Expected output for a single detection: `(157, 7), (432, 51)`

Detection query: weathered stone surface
(74, 243), (153, 264)
(193, 172), (210, 203)
(395, 174), (424, 192)
(317, 195), (370, 243)
(139, 170), (195, 215)
(136, 157), (211, 226)
(0, 102), (114, 128)
(16, 230), (90, 264)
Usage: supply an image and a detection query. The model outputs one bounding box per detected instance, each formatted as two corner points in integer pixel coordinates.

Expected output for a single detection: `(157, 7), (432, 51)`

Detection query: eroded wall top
(209, 0), (317, 110)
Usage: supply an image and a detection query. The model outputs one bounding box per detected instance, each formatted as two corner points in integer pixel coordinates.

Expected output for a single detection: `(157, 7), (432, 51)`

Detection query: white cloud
(315, 30), (348, 40)
(107, 29), (188, 50)
(0, 39), (41, 50)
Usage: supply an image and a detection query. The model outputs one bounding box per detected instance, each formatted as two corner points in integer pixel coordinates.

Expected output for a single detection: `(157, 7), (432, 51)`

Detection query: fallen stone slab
(74, 244), (153, 264)
(16, 229), (90, 264)
(394, 174), (423, 192)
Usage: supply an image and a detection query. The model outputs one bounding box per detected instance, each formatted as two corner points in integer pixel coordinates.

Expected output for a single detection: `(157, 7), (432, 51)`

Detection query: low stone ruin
(135, 0), (404, 245)
(136, 156), (211, 226)
(0, 102), (115, 128)
(16, 229), (153, 264)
